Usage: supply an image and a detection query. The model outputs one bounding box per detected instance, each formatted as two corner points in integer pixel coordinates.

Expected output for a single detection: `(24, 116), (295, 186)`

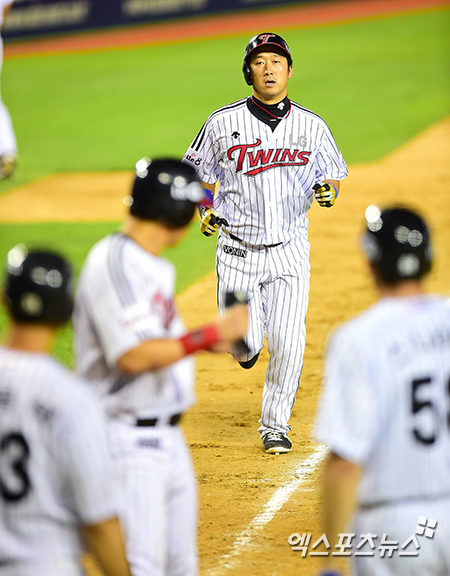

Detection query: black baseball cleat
(262, 431), (292, 454)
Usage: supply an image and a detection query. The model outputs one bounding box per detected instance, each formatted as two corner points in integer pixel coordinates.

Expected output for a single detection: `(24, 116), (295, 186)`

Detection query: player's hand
(199, 206), (229, 236)
(313, 182), (337, 208)
(212, 303), (248, 353)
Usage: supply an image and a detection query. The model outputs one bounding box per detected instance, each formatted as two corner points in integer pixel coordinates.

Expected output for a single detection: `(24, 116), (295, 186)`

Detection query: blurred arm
(81, 517), (132, 576)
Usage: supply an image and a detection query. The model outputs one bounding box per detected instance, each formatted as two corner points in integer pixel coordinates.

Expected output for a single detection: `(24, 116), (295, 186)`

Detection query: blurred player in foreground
(73, 158), (248, 576)
(0, 0), (17, 180)
(0, 246), (131, 576)
(314, 206), (450, 576)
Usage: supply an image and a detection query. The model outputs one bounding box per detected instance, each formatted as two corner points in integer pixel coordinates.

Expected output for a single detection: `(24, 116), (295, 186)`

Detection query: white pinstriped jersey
(0, 347), (118, 572)
(183, 97), (347, 246)
(315, 295), (450, 506)
(74, 233), (195, 421)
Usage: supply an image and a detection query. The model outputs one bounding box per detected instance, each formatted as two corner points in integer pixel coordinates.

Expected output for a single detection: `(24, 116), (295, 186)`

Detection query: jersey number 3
(0, 432), (31, 503)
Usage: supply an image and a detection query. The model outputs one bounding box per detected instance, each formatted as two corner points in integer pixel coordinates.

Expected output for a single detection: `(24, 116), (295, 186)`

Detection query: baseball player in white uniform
(315, 206), (450, 576)
(0, 0), (17, 180)
(73, 158), (248, 576)
(183, 32), (348, 454)
(0, 246), (131, 576)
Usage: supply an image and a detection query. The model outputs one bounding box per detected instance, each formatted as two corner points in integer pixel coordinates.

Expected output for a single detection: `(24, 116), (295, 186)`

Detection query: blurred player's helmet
(243, 32), (293, 86)
(4, 246), (74, 324)
(129, 158), (204, 228)
(362, 206), (432, 284)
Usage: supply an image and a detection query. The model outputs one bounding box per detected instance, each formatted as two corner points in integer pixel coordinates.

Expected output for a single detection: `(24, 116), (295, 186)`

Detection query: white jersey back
(73, 233), (195, 420)
(183, 98), (347, 246)
(315, 295), (450, 506)
(0, 348), (118, 572)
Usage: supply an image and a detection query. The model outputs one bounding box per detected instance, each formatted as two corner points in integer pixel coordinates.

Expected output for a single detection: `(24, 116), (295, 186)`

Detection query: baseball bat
(225, 291), (250, 355)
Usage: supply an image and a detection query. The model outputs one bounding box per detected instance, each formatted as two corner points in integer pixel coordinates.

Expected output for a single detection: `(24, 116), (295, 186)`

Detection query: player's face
(249, 49), (292, 104)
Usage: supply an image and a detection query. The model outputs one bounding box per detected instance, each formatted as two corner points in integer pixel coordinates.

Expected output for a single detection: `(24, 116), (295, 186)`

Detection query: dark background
(4, 0), (320, 40)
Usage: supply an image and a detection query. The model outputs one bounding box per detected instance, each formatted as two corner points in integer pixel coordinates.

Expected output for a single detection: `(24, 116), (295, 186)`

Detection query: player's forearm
(118, 305), (248, 374)
(118, 338), (187, 374)
(81, 517), (132, 576)
(198, 181), (216, 210)
(321, 452), (360, 570)
(201, 181), (215, 194)
(324, 179), (340, 195)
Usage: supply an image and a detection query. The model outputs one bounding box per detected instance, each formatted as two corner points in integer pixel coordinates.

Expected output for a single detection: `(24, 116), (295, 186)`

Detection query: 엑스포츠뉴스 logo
(227, 139), (311, 176)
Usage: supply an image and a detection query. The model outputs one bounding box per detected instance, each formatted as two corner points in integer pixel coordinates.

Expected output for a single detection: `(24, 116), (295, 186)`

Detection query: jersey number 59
(411, 375), (450, 445)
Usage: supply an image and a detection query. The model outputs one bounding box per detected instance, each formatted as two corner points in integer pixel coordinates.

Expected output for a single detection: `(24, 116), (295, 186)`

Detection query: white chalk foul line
(205, 443), (329, 576)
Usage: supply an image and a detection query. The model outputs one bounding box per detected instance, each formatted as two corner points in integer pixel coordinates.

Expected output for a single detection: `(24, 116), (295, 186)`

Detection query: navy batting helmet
(4, 246), (74, 325)
(362, 206), (432, 285)
(128, 158), (204, 228)
(242, 32), (293, 86)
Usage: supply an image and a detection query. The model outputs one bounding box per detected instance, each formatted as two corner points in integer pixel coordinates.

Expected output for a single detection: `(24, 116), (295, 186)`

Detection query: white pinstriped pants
(109, 422), (198, 576)
(216, 232), (310, 437)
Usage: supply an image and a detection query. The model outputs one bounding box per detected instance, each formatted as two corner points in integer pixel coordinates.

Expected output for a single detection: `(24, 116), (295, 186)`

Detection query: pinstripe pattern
(316, 295), (450, 503)
(74, 232), (198, 576)
(74, 233), (195, 418)
(0, 348), (118, 574)
(315, 295), (450, 575)
(216, 233), (310, 436)
(184, 95), (346, 439)
(109, 423), (197, 576)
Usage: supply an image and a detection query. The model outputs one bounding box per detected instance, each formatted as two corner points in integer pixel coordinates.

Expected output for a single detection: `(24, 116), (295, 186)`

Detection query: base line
(205, 443), (329, 575)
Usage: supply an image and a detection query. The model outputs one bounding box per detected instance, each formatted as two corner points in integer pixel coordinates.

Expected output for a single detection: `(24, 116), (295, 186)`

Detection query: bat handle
(225, 291), (250, 355)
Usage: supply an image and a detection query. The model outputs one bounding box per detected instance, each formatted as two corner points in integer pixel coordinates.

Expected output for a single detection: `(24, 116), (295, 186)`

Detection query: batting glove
(313, 182), (338, 208)
(199, 206), (229, 237)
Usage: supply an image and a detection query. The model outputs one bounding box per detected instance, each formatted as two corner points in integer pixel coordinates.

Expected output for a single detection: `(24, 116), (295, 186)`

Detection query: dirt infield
(2, 119), (450, 575)
(4, 0), (448, 59)
(178, 118), (450, 576)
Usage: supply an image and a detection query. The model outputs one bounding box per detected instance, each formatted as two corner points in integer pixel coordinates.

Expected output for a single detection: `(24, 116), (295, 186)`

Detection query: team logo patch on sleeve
(223, 245), (247, 258)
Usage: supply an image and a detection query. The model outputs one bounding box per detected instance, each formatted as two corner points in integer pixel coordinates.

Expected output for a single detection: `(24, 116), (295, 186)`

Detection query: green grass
(0, 220), (217, 366)
(1, 9), (448, 192)
(0, 8), (449, 364)
(0, 220), (216, 292)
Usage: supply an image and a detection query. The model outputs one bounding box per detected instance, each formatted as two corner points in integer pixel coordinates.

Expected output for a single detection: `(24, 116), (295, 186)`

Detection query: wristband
(179, 324), (221, 355)
(198, 188), (214, 213)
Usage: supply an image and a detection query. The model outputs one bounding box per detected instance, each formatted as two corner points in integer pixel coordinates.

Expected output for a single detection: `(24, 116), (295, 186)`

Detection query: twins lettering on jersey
(184, 141), (311, 177)
(228, 139), (311, 176)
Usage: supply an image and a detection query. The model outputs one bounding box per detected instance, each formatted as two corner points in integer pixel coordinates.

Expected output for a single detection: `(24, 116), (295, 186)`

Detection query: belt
(228, 232), (282, 249)
(136, 413), (182, 427)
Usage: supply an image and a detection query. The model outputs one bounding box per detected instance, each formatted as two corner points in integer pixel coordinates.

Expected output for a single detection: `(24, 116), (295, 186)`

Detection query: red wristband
(179, 324), (221, 355)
